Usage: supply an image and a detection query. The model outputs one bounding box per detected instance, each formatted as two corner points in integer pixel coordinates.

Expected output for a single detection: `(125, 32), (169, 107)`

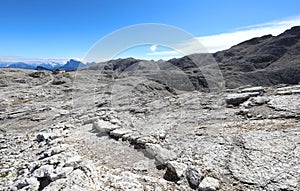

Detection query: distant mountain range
(1, 26), (299, 89)
(84, 26), (300, 89)
(0, 59), (87, 71)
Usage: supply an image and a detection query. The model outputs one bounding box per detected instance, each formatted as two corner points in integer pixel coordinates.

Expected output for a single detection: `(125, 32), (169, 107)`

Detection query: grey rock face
(228, 130), (300, 187)
(268, 95), (300, 114)
(214, 26), (300, 88)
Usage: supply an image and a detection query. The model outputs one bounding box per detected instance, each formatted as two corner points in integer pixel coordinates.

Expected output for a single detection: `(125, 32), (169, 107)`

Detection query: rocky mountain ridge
(85, 26), (300, 90)
(0, 59), (86, 71)
(214, 26), (300, 88)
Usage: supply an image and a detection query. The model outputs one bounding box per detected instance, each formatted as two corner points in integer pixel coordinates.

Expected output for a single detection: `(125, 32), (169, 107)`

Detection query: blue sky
(0, 0), (300, 62)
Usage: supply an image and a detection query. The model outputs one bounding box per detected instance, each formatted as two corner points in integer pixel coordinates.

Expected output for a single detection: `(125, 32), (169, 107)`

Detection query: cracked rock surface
(0, 68), (299, 190)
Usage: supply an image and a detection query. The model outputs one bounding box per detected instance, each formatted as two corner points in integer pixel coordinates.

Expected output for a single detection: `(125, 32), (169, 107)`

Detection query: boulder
(186, 167), (203, 189)
(52, 77), (68, 85)
(36, 133), (58, 142)
(164, 161), (187, 181)
(32, 165), (54, 178)
(225, 93), (251, 106)
(135, 136), (157, 145)
(145, 143), (177, 165)
(199, 177), (220, 191)
(109, 128), (132, 139)
(241, 96), (270, 108)
(29, 71), (46, 78)
(92, 120), (119, 133)
(249, 96), (269, 105)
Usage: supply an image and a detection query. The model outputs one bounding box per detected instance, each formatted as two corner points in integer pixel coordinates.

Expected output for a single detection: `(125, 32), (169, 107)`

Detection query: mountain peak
(285, 25), (300, 36)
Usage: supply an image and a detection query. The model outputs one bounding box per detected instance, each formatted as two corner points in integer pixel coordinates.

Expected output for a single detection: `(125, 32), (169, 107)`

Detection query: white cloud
(144, 48), (183, 61)
(146, 50), (179, 56)
(150, 44), (157, 52)
(198, 15), (300, 53)
(144, 15), (300, 58)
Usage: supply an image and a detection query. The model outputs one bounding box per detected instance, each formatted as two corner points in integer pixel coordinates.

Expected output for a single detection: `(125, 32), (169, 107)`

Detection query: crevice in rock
(37, 176), (52, 191)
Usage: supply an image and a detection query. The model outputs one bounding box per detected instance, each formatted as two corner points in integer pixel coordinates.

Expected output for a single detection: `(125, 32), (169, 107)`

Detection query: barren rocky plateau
(0, 66), (299, 191)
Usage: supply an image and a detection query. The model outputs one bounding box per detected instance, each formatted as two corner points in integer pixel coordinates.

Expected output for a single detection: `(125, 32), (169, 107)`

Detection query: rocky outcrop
(225, 86), (264, 106)
(1, 124), (101, 191)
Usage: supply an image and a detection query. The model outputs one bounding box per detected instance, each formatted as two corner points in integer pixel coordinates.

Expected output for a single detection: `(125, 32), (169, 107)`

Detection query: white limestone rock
(199, 177), (220, 191)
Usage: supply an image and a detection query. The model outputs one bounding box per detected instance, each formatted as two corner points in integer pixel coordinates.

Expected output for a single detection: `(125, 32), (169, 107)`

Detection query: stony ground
(0, 69), (299, 191)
